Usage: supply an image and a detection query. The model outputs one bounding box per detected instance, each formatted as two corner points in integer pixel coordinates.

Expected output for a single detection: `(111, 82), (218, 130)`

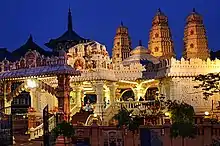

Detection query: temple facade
(0, 8), (220, 139)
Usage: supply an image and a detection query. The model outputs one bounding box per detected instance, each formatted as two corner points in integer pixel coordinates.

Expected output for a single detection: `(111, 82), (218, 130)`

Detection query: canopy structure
(0, 65), (80, 80)
(45, 8), (90, 51)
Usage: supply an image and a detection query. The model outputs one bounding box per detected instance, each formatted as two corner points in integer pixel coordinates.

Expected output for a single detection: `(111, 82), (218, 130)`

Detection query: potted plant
(52, 121), (75, 146)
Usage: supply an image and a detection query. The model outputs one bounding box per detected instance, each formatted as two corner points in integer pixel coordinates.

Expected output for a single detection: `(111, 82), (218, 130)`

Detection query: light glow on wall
(26, 79), (38, 89)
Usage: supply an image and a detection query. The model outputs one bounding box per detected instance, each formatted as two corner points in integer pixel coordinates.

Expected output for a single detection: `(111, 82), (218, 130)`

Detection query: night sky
(0, 0), (219, 58)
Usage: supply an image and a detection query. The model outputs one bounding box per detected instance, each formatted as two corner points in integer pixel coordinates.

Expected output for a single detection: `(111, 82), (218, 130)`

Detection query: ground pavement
(14, 135), (43, 146)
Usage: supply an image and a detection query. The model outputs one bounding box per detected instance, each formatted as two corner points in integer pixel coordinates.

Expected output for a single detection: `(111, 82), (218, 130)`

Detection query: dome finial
(139, 40), (142, 46)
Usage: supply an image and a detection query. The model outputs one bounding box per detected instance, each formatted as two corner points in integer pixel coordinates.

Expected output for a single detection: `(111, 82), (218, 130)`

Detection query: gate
(0, 113), (13, 146)
(43, 105), (58, 146)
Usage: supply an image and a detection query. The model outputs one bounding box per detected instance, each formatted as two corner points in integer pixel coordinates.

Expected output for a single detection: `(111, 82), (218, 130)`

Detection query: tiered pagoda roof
(0, 35), (52, 62)
(45, 8), (90, 51)
(11, 35), (51, 60)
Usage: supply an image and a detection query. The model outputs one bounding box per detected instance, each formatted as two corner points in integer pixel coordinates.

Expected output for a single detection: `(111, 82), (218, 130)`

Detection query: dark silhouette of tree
(194, 73), (220, 100)
(168, 101), (196, 146)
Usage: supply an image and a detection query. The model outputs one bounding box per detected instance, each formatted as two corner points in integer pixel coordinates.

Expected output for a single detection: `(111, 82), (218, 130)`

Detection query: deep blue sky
(0, 0), (219, 58)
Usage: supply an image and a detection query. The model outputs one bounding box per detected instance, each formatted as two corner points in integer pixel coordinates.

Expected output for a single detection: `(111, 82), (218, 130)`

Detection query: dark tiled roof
(0, 48), (13, 61)
(45, 30), (88, 49)
(0, 65), (80, 79)
(11, 35), (52, 61)
(45, 8), (89, 50)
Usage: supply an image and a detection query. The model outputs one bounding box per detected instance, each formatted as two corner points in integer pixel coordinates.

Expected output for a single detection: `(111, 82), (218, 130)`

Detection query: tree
(113, 107), (143, 146)
(194, 73), (220, 100)
(168, 101), (196, 146)
(113, 107), (143, 132)
(52, 121), (75, 146)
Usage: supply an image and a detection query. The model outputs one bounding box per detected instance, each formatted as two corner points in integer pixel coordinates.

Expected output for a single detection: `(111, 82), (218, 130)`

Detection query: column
(75, 87), (82, 108)
(4, 81), (12, 114)
(109, 83), (117, 103)
(94, 81), (104, 116)
(30, 89), (38, 113)
(56, 74), (71, 121)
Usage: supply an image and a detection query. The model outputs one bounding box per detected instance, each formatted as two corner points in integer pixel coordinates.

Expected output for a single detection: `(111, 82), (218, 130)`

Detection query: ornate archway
(120, 89), (135, 101)
(8, 79), (56, 101)
(85, 114), (102, 126)
(144, 87), (159, 100)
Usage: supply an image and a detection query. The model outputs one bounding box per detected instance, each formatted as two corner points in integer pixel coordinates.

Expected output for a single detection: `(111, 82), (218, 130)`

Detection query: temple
(0, 8), (220, 142)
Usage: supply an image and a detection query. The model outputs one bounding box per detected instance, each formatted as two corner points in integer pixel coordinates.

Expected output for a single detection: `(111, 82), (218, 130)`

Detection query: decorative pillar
(56, 74), (71, 121)
(94, 81), (104, 116)
(75, 87), (82, 108)
(28, 107), (37, 128)
(30, 89), (39, 113)
(109, 82), (117, 103)
(4, 81), (12, 114)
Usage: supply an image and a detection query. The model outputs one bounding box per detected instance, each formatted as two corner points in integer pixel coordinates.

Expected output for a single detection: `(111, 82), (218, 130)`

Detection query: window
(190, 30), (194, 35)
(155, 47), (159, 52)
(116, 54), (119, 57)
(155, 33), (159, 38)
(190, 44), (194, 48)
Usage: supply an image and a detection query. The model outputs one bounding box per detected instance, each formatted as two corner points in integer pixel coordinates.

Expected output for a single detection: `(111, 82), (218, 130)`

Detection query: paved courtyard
(14, 135), (43, 146)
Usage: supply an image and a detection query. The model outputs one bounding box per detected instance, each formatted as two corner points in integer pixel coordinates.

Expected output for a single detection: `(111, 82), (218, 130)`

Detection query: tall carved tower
(183, 8), (210, 60)
(112, 22), (131, 64)
(148, 9), (175, 59)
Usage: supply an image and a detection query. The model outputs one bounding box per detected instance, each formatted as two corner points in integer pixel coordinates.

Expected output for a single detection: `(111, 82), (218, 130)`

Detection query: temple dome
(123, 43), (159, 65)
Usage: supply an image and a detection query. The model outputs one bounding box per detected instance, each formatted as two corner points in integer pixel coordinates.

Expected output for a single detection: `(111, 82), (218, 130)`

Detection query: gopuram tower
(183, 8), (210, 60)
(112, 22), (132, 64)
(148, 8), (175, 60)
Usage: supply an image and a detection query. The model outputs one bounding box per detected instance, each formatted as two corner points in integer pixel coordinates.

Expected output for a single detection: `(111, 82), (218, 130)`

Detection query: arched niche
(11, 82), (31, 115)
(83, 94), (97, 105)
(144, 87), (159, 100)
(120, 89), (135, 101)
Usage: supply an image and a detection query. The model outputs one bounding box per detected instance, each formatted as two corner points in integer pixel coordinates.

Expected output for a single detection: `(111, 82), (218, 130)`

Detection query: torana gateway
(0, 8), (220, 140)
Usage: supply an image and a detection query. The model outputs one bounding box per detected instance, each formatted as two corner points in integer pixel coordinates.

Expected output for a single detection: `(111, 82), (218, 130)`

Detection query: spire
(158, 8), (161, 13)
(28, 34), (33, 42)
(139, 40), (142, 46)
(192, 8), (196, 13)
(156, 8), (163, 15)
(68, 7), (73, 31)
(120, 21), (124, 26)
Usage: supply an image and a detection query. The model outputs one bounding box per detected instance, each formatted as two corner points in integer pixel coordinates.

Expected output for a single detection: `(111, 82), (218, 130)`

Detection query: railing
(103, 100), (159, 124)
(114, 100), (156, 110)
(29, 115), (56, 140)
(29, 105), (79, 141)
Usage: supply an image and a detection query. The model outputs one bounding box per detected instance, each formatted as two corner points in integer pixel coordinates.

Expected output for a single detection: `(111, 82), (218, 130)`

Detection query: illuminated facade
(0, 8), (219, 140)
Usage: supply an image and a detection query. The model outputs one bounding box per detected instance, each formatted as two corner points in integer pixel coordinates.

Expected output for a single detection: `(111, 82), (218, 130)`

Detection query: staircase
(71, 109), (91, 125)
(29, 104), (79, 141)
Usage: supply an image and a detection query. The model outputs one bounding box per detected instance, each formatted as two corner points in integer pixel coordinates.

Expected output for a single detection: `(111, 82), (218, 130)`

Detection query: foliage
(212, 139), (220, 146)
(194, 73), (220, 100)
(113, 107), (143, 133)
(51, 121), (75, 139)
(168, 101), (196, 140)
